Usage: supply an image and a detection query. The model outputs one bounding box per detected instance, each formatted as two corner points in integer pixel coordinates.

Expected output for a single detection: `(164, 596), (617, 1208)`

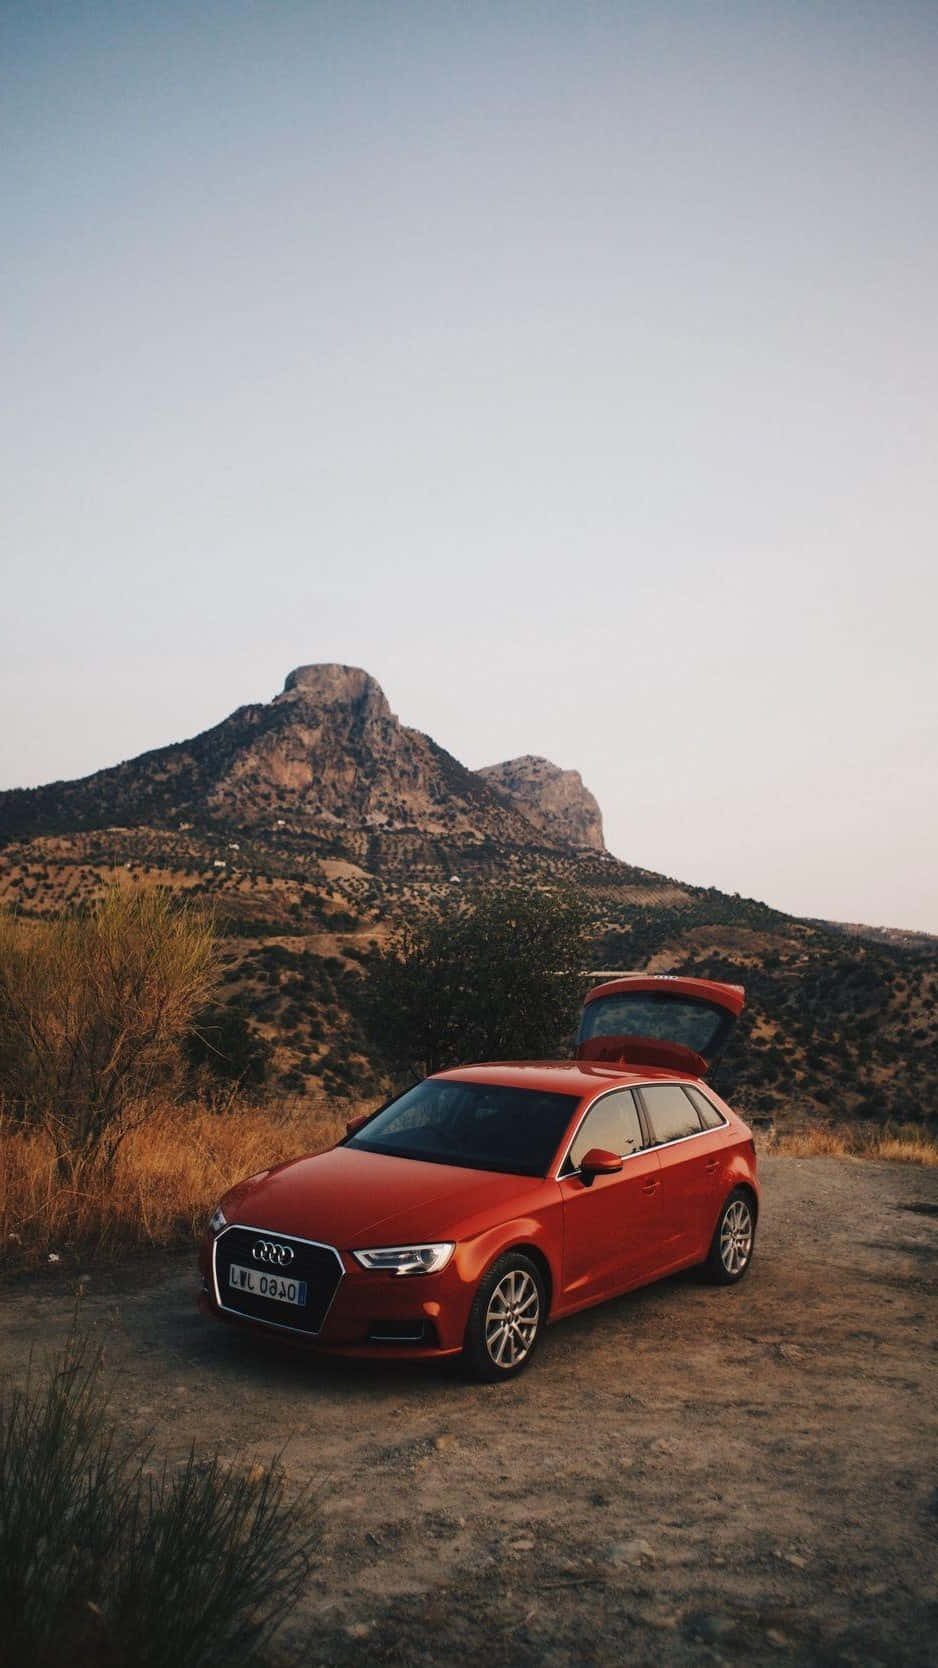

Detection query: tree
(184, 1003), (272, 1091)
(0, 888), (218, 1170)
(360, 884), (591, 1079)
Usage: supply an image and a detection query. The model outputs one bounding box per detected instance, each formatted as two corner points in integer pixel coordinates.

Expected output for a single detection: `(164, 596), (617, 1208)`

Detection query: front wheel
(705, 1189), (756, 1284)
(462, 1253), (545, 1382)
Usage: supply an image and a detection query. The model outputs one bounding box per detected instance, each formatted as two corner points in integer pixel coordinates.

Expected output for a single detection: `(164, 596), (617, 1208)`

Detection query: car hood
(220, 1145), (541, 1247)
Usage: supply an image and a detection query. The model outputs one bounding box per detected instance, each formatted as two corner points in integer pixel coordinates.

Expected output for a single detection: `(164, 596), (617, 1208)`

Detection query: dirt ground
(2, 1156), (936, 1668)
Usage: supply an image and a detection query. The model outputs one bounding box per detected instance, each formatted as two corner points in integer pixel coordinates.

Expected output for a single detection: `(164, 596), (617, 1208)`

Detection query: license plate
(228, 1262), (308, 1306)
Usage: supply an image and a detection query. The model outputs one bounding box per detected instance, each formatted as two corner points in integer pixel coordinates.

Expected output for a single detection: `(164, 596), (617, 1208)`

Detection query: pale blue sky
(3, 1), (936, 929)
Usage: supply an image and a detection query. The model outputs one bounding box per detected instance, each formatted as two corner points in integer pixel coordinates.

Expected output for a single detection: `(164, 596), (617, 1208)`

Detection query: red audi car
(199, 975), (758, 1380)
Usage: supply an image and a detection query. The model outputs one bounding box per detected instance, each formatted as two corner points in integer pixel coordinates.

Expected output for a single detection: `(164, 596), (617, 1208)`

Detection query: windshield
(578, 993), (731, 1058)
(346, 1079), (579, 1176)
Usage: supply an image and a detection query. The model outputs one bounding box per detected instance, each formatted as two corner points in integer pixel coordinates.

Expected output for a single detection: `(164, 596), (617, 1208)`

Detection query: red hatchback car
(199, 975), (758, 1380)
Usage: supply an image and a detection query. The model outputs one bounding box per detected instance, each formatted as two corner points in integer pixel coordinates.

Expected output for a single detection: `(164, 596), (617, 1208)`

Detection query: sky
(2, 0), (936, 931)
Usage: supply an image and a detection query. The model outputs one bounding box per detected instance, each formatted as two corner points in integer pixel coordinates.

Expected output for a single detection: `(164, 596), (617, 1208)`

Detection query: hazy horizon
(3, 2), (936, 931)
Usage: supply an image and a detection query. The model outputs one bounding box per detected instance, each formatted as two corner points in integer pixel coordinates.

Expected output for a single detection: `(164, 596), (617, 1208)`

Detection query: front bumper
(199, 1226), (474, 1360)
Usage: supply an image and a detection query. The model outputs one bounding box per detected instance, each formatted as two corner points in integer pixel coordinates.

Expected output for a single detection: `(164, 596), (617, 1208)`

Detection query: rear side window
(568, 1089), (644, 1171)
(686, 1086), (726, 1130)
(640, 1084), (703, 1145)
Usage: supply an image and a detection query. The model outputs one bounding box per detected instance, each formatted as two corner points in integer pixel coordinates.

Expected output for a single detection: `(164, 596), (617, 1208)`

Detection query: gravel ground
(2, 1155), (936, 1667)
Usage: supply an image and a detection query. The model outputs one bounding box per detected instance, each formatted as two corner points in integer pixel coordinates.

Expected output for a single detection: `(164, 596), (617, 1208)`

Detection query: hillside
(1, 665), (935, 1126)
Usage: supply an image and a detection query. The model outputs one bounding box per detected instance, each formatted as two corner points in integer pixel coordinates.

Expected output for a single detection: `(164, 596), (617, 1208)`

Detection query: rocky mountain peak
(477, 754), (605, 852)
(280, 664), (392, 721)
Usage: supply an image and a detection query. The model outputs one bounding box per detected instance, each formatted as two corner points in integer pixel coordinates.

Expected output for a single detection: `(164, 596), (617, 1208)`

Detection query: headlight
(208, 1206), (227, 1236)
(352, 1243), (455, 1276)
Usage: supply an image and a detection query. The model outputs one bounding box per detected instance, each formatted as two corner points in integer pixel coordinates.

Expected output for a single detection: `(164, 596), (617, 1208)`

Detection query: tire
(705, 1188), (756, 1285)
(462, 1252), (546, 1382)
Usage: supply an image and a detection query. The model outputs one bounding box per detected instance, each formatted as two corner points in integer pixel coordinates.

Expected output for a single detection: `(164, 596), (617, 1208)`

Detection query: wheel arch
(730, 1179), (759, 1223)
(705, 1177), (759, 1253)
(505, 1241), (554, 1315)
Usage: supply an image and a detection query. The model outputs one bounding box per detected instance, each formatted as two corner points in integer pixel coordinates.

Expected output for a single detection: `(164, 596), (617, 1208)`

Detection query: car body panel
(651, 1122), (734, 1258)
(555, 1146), (664, 1308)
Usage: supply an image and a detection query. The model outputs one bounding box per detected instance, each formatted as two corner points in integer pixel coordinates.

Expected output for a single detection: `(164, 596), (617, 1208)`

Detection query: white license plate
(228, 1262), (308, 1306)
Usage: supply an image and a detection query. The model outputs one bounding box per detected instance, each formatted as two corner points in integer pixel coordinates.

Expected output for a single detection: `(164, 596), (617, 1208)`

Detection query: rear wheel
(706, 1189), (756, 1284)
(462, 1253), (545, 1382)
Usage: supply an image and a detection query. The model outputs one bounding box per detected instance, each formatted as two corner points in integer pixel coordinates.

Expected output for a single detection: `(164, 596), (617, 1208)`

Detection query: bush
(0, 889), (218, 1170)
(360, 883), (590, 1077)
(0, 1336), (315, 1668)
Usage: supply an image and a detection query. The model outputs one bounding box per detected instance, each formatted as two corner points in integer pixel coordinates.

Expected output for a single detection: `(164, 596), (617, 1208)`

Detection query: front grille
(214, 1225), (343, 1335)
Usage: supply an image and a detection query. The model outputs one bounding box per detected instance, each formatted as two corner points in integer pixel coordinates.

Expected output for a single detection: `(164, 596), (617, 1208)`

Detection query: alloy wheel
(720, 1198), (753, 1275)
(484, 1268), (541, 1369)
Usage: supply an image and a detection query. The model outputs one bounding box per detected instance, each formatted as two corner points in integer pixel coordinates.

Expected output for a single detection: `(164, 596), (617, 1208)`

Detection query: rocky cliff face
(0, 665), (597, 851)
(205, 663), (535, 838)
(476, 755), (605, 852)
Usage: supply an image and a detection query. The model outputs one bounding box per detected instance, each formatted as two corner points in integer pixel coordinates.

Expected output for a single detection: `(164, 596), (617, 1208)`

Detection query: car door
(557, 1088), (664, 1311)
(637, 1083), (725, 1262)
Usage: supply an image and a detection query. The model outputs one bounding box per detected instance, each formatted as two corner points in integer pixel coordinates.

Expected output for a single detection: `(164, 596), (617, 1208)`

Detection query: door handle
(641, 1179), (660, 1194)
(705, 1159), (720, 1173)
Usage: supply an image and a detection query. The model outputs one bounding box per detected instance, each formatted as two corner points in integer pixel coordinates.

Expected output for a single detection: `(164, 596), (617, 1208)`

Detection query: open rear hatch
(575, 974), (744, 1077)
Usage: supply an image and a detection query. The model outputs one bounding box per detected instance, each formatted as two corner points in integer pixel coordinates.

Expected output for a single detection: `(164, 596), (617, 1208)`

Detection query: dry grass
(0, 1097), (354, 1262)
(765, 1124), (938, 1165)
(3, 1100), (936, 1265)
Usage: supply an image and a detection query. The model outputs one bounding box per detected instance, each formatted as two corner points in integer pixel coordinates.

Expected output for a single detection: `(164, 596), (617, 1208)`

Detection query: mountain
(0, 664), (935, 1127)
(0, 664), (601, 855)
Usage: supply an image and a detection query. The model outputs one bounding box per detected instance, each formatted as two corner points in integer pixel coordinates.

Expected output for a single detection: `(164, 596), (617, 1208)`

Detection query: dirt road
(2, 1156), (936, 1667)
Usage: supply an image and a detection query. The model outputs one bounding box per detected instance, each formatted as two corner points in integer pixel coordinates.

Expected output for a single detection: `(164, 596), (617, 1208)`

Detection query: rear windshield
(578, 993), (730, 1058)
(346, 1079), (579, 1176)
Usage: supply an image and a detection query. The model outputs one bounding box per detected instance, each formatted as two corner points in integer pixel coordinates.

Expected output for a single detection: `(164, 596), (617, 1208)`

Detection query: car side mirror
(346, 1113), (370, 1136)
(579, 1147), (623, 1185)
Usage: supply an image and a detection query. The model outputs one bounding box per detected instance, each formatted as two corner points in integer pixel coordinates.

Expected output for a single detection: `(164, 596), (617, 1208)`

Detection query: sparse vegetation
(0, 1334), (316, 1668)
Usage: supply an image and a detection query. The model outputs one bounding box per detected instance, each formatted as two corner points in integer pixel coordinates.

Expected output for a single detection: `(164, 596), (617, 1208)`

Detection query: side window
(641, 1084), (703, 1145)
(686, 1086), (726, 1131)
(568, 1090), (644, 1171)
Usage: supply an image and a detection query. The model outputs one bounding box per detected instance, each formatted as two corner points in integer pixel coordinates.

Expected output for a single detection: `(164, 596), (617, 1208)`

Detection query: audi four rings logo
(252, 1239), (294, 1266)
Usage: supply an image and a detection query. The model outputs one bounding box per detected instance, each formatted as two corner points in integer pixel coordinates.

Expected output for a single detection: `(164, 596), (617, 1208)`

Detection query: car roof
(431, 1060), (698, 1096)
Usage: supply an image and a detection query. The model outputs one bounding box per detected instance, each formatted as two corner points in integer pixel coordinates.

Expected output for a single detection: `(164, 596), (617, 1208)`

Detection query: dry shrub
(0, 889), (217, 1169)
(868, 1131), (938, 1165)
(766, 1128), (852, 1159)
(0, 1096), (353, 1261)
(765, 1124), (938, 1165)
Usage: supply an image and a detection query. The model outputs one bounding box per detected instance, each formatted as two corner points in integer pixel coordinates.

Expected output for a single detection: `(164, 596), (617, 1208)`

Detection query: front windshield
(346, 1079), (579, 1176)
